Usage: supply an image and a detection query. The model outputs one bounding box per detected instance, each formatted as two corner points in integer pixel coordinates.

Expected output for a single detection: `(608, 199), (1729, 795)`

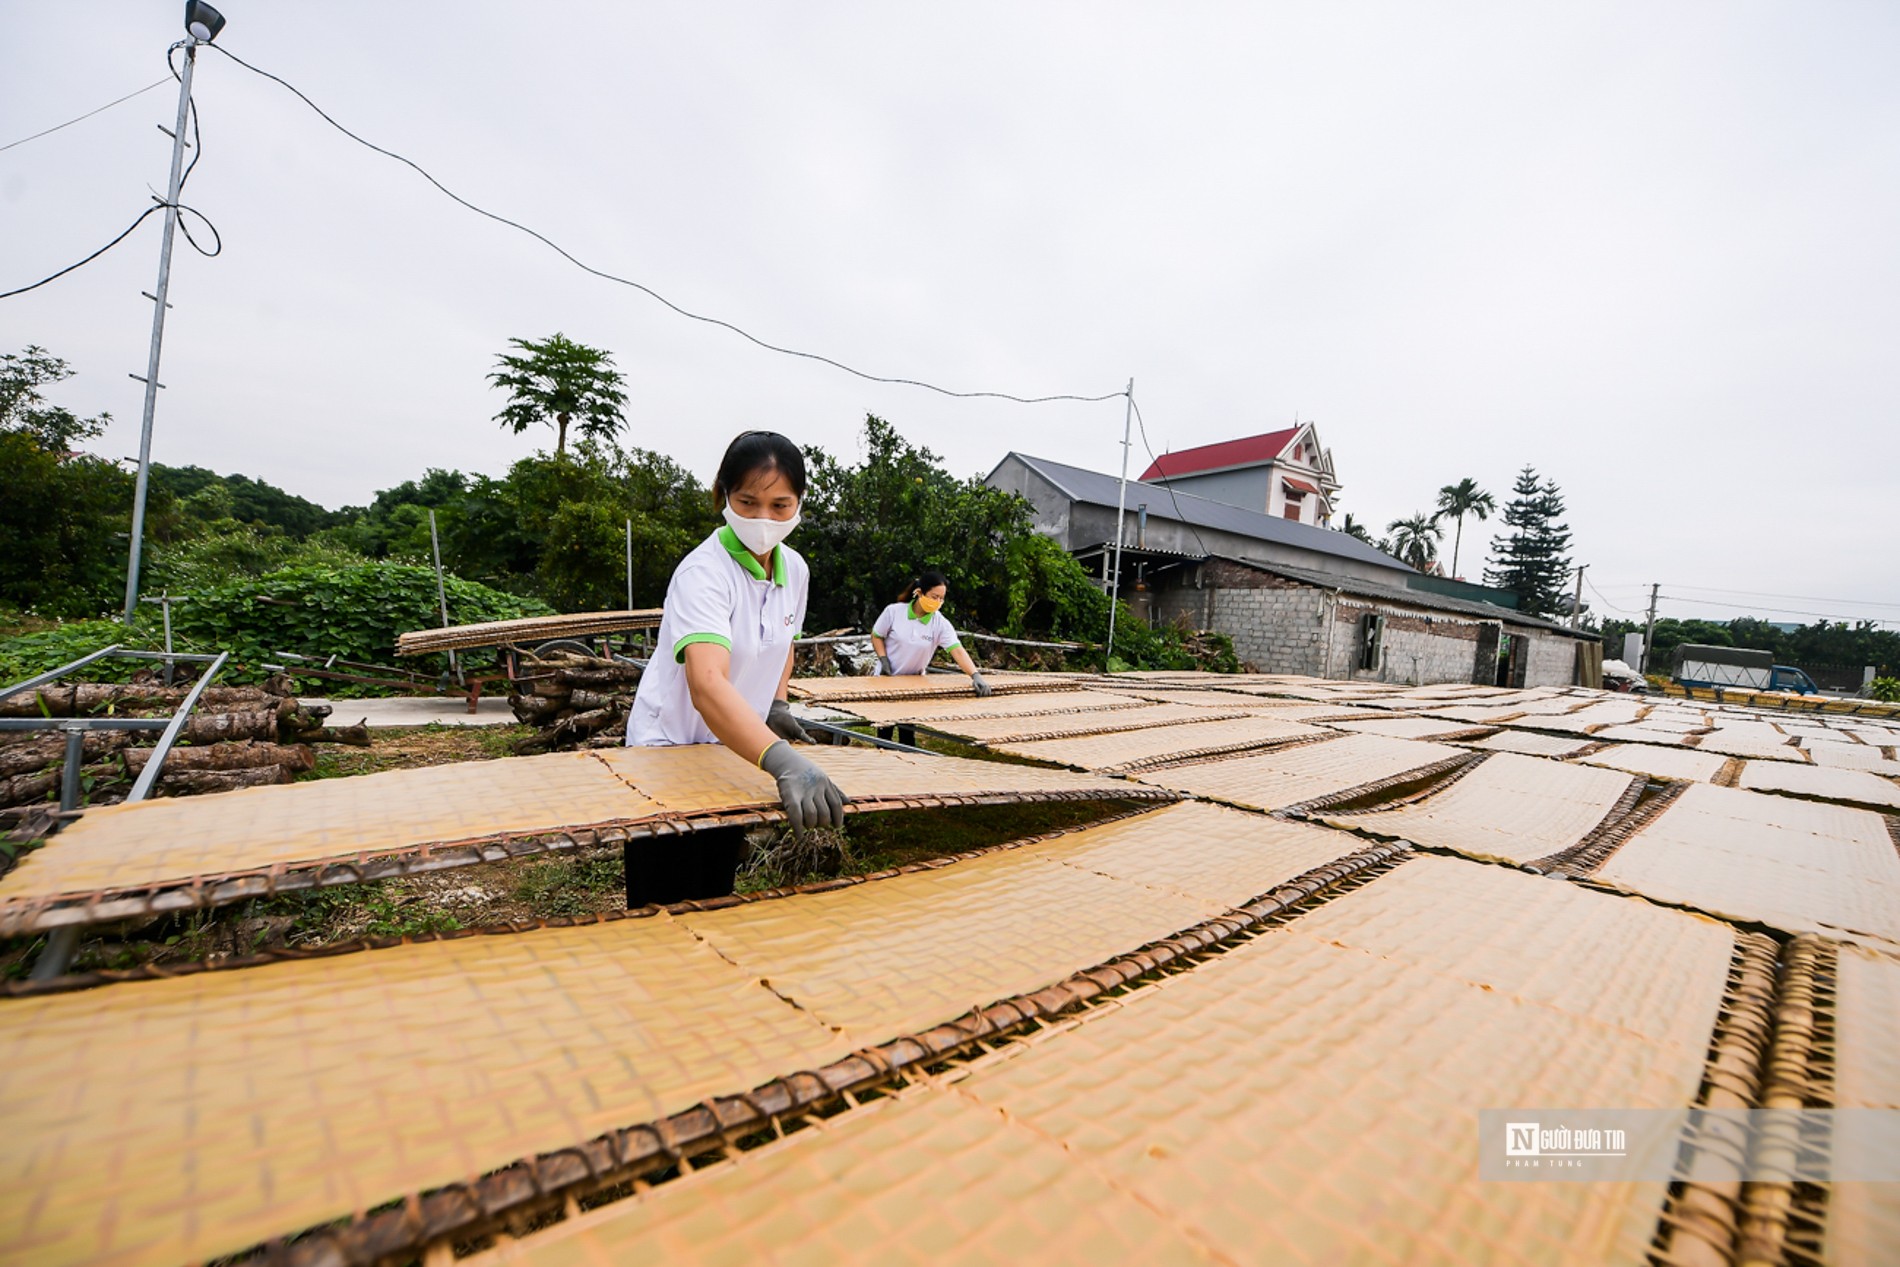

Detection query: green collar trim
(718, 525), (788, 586)
(907, 602), (937, 623)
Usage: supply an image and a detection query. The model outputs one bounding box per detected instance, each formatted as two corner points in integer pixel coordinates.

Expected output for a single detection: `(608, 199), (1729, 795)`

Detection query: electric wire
(1660, 582), (1900, 611)
(0, 78), (170, 154)
(204, 43), (1123, 406)
(1127, 394), (1211, 557)
(1584, 574), (1638, 615)
(1656, 594), (1896, 627)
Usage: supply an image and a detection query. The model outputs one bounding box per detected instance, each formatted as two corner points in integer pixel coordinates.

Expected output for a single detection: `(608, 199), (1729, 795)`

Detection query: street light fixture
(185, 2), (226, 42)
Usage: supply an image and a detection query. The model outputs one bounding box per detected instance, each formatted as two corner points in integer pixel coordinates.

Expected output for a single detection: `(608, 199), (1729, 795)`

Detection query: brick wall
(1208, 586), (1330, 674)
(1522, 631), (1581, 687)
(1324, 601), (1485, 685)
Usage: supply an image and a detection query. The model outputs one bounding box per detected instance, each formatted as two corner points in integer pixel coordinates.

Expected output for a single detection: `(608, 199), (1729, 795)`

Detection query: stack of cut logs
(0, 675), (370, 809)
(508, 650), (643, 750)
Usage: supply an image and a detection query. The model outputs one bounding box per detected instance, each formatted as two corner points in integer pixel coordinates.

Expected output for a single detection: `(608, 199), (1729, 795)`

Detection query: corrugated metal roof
(1212, 556), (1594, 638)
(995, 452), (1408, 574)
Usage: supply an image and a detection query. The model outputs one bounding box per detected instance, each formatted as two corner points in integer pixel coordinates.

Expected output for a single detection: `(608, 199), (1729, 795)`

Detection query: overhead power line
(203, 43), (1123, 407)
(1127, 394), (1211, 557)
(1584, 575), (1638, 614)
(0, 78), (170, 153)
(1657, 594), (1897, 627)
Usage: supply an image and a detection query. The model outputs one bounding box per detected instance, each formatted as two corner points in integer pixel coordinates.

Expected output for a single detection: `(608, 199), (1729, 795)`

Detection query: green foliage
(489, 333), (629, 457)
(169, 563), (551, 681)
(0, 431), (140, 618)
(1484, 466), (1573, 617)
(1599, 616), (1900, 684)
(146, 524), (370, 594)
(1385, 513), (1443, 572)
(0, 345), (111, 449)
(1434, 477), (1495, 579)
(1870, 677), (1900, 703)
(149, 465), (340, 537)
(0, 619), (185, 685)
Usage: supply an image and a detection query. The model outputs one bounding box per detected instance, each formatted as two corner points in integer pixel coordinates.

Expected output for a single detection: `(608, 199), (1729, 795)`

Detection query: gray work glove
(970, 671), (993, 698)
(759, 740), (846, 836)
(766, 698), (811, 743)
(877, 653), (895, 677)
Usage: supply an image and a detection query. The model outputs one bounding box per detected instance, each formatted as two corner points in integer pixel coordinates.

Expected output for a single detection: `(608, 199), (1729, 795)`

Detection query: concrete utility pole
(1571, 564), (1587, 629)
(1104, 378), (1134, 673)
(1641, 583), (1660, 673)
(122, 40), (203, 623)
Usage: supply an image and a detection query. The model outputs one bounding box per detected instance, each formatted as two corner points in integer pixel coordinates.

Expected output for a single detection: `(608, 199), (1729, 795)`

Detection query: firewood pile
(0, 674), (370, 809)
(508, 650), (644, 751)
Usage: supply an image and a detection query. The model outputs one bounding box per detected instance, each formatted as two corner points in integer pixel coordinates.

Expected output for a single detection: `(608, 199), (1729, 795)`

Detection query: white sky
(5, 2), (1897, 628)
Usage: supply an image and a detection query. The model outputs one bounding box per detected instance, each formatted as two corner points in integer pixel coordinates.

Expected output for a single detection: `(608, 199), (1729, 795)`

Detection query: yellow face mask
(915, 593), (944, 615)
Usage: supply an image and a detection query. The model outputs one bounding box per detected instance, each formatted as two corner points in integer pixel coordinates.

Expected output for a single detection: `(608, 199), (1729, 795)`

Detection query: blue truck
(1672, 644), (1819, 694)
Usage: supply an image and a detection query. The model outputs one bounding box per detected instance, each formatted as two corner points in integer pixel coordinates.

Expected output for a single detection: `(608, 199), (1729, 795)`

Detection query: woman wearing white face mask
(869, 572), (992, 744)
(624, 430), (844, 906)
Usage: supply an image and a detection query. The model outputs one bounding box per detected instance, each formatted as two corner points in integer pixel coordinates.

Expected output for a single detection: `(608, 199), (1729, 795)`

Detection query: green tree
(1385, 513), (1443, 572)
(1336, 512), (1375, 544)
(1434, 477), (1496, 579)
(1483, 467), (1573, 617)
(488, 333), (628, 458)
(0, 345), (110, 449)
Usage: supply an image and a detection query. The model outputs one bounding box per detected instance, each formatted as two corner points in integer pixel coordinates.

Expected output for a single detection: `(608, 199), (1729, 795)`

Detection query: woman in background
(869, 570), (992, 744)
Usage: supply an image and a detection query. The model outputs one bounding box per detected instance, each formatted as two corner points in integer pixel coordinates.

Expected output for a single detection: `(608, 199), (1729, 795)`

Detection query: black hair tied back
(713, 430), (808, 507)
(901, 570), (950, 603)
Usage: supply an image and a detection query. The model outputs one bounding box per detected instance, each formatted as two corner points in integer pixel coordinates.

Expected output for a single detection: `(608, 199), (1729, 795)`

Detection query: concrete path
(300, 696), (520, 729)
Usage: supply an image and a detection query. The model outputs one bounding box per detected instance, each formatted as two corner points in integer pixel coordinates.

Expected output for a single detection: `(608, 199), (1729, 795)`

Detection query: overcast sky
(5, 2), (1897, 628)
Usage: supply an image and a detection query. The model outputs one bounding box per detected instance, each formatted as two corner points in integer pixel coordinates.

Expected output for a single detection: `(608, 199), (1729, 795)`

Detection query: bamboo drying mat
(1518, 701), (1652, 734)
(0, 801), (1355, 1266)
(1804, 743), (1900, 776)
(1321, 752), (1640, 866)
(1588, 724), (1701, 746)
(1460, 730), (1597, 758)
(1321, 715), (1497, 742)
(396, 609), (663, 655)
(1592, 783), (1900, 952)
(1830, 945), (1900, 1265)
(676, 802), (1362, 1041)
(917, 702), (1254, 745)
(1128, 733), (1464, 812)
(989, 716), (1323, 773)
(472, 857), (1734, 1267)
(1692, 730), (1810, 763)
(0, 746), (1161, 935)
(1579, 744), (1731, 784)
(836, 689), (1145, 726)
(786, 672), (1074, 703)
(1736, 761), (1900, 812)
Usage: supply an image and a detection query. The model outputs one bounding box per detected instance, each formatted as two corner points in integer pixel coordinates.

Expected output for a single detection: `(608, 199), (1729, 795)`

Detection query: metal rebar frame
(1, 646), (231, 978)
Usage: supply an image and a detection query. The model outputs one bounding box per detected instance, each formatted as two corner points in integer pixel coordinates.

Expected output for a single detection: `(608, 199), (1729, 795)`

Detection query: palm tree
(489, 333), (629, 458)
(1386, 513), (1443, 571)
(1435, 478), (1496, 580)
(1337, 512), (1375, 544)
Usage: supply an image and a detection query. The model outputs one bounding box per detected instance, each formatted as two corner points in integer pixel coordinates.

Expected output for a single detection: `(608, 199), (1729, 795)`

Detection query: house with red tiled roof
(1137, 421), (1339, 526)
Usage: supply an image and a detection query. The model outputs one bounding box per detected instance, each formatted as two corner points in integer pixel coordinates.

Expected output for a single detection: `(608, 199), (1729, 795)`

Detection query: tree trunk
(556, 411), (570, 456)
(121, 741), (316, 775)
(157, 767), (294, 797)
(1451, 515), (1464, 579)
(0, 732), (134, 778)
(0, 685), (285, 718)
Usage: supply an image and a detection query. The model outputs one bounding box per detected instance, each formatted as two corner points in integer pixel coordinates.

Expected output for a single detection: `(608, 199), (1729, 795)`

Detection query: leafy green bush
(1870, 677), (1900, 703)
(169, 563), (551, 682)
(0, 619), (190, 685)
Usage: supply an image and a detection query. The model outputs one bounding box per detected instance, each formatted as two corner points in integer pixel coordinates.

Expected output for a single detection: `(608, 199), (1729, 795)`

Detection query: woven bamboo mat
(1692, 729), (1810, 763)
(1593, 783), (1900, 952)
(837, 689), (1144, 726)
(1128, 733), (1463, 811)
(677, 802), (1359, 1041)
(1588, 724), (1700, 746)
(1517, 700), (1651, 734)
(1461, 730), (1597, 758)
(989, 716), (1323, 773)
(921, 702), (1254, 745)
(472, 857), (1732, 1267)
(0, 746), (1156, 936)
(396, 609), (663, 656)
(1321, 753), (1639, 866)
(1322, 715), (1496, 742)
(0, 801), (1355, 1266)
(1579, 744), (1731, 784)
(1736, 761), (1900, 812)
(1830, 946), (1900, 1265)
(1805, 743), (1900, 776)
(786, 672), (1075, 703)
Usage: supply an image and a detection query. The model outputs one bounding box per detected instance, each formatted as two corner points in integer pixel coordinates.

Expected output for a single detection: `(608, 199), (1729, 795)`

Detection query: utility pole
(122, 37), (205, 624)
(1104, 379), (1134, 673)
(1571, 564), (1587, 629)
(1641, 583), (1660, 674)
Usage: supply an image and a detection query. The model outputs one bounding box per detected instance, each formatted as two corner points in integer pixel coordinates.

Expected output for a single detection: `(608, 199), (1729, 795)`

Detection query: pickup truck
(1671, 644), (1819, 694)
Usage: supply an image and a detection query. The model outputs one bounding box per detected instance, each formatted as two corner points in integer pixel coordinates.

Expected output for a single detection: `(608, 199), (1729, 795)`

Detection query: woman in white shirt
(623, 431), (844, 906)
(869, 571), (992, 744)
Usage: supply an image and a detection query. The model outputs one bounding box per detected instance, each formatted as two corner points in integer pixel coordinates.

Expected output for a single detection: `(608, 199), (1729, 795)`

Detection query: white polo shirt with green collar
(872, 600), (961, 675)
(626, 525), (808, 746)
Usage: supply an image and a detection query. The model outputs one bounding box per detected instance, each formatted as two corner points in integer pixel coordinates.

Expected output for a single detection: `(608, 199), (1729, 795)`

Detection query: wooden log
(121, 741), (317, 775)
(0, 685), (284, 718)
(178, 710), (281, 744)
(309, 723), (371, 747)
(565, 689), (622, 711)
(0, 770), (60, 807)
(547, 668), (641, 690)
(157, 767), (294, 797)
(531, 681), (574, 699)
(558, 707), (616, 736)
(0, 732), (134, 778)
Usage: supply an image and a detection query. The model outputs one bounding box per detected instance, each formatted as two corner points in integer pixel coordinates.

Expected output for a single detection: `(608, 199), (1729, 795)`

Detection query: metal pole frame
(1104, 378), (1134, 673)
(123, 39), (201, 624)
(428, 509), (462, 685)
(0, 646), (123, 702)
(798, 717), (934, 755)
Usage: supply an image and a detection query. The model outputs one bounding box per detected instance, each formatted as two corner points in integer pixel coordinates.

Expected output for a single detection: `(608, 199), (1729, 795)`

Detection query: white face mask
(723, 501), (801, 554)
